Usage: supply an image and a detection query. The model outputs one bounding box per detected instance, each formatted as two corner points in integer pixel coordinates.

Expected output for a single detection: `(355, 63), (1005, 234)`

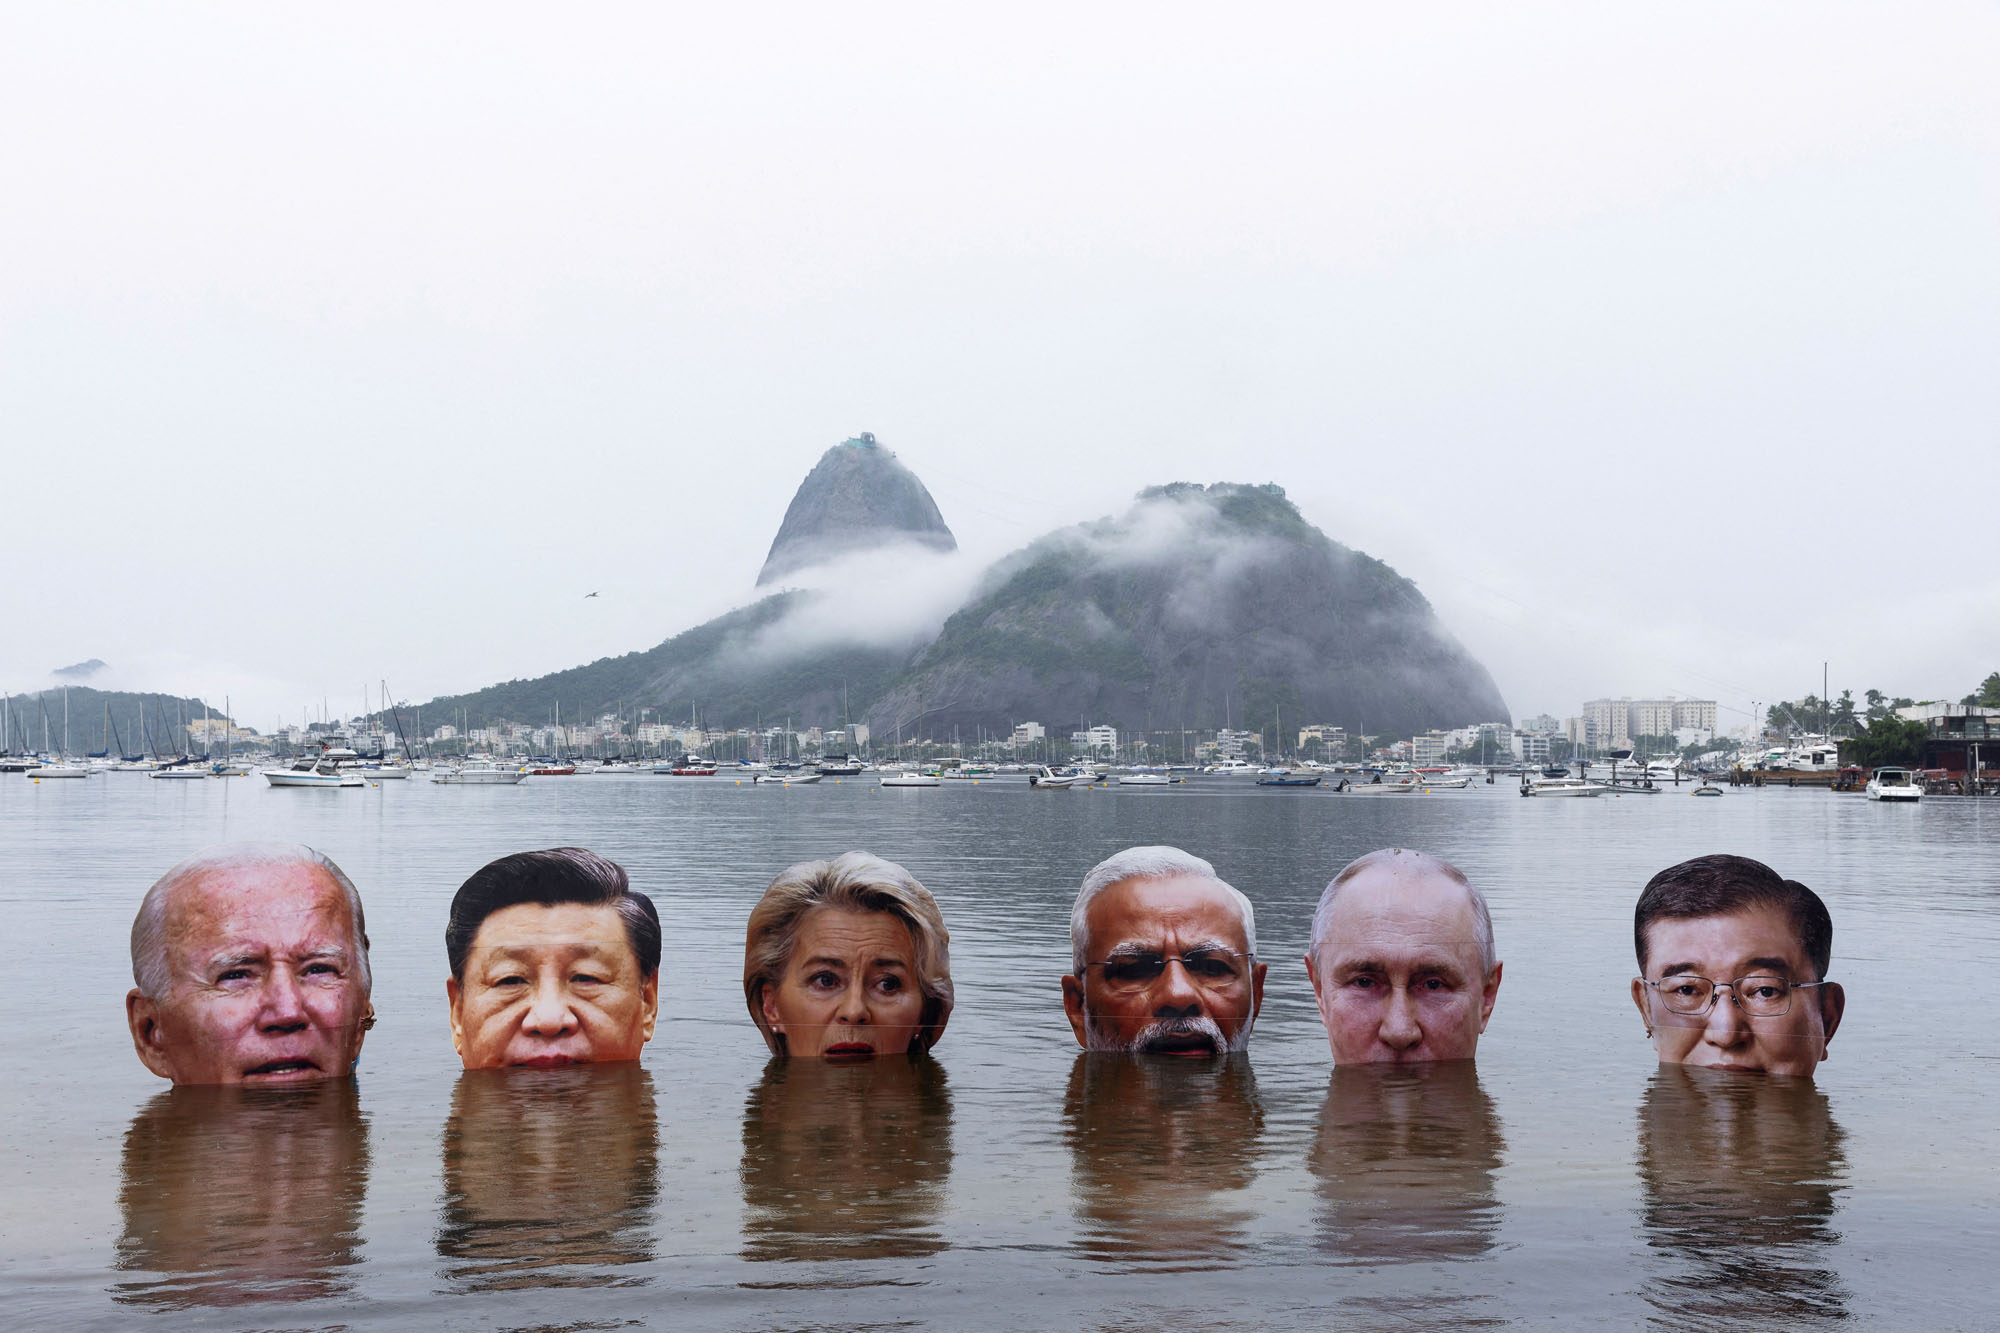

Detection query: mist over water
(2, 774), (1994, 1328)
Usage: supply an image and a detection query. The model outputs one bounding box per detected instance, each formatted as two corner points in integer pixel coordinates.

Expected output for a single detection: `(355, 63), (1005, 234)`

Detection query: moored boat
(264, 748), (366, 788)
(1864, 767), (1922, 802)
(1255, 767), (1322, 787)
(431, 756), (524, 786)
(1028, 764), (1090, 789)
(879, 770), (941, 787)
(1520, 776), (1606, 798)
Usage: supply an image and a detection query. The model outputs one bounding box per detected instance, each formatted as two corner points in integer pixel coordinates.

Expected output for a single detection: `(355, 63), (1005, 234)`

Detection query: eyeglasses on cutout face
(1082, 947), (1254, 995)
(1639, 972), (1826, 1018)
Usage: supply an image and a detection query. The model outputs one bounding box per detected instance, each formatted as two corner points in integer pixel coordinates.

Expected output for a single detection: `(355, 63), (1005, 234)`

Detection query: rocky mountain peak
(756, 434), (957, 586)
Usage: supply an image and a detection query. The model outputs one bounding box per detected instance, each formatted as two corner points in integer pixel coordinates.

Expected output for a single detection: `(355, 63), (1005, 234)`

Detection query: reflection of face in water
(740, 1056), (954, 1262)
(437, 1064), (659, 1290)
(1062, 1053), (1265, 1270)
(113, 1081), (369, 1309)
(1308, 1062), (1505, 1265)
(1637, 1065), (1849, 1324)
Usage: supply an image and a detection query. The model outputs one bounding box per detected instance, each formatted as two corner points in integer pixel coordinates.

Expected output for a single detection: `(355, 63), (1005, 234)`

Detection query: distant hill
(756, 434), (956, 586)
(863, 483), (1508, 743)
(2, 687), (232, 756)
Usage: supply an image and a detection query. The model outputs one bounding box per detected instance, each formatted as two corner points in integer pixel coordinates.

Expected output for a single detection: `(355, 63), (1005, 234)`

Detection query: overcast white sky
(4, 4), (1995, 732)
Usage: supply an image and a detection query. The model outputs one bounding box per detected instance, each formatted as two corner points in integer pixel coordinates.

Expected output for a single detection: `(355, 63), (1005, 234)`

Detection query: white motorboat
(1416, 774), (1472, 789)
(263, 751), (366, 788)
(150, 765), (210, 780)
(1205, 759), (1260, 776)
(1334, 774), (1418, 794)
(431, 757), (524, 786)
(360, 762), (412, 780)
(1865, 767), (1922, 802)
(1521, 777), (1606, 798)
(755, 771), (822, 785)
(1028, 765), (1090, 789)
(879, 770), (941, 788)
(1118, 772), (1171, 786)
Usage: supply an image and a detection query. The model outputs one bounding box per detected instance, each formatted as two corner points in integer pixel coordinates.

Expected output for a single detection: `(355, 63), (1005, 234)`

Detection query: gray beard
(1085, 1012), (1248, 1056)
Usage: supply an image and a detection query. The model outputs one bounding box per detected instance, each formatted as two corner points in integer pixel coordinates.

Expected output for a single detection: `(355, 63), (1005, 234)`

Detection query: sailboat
(33, 690), (91, 778)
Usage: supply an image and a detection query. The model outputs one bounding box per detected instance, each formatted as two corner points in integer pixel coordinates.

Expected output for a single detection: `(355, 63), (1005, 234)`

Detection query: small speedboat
(1865, 767), (1922, 802)
(1118, 771), (1171, 786)
(1255, 768), (1322, 787)
(755, 771), (822, 785)
(1692, 784), (1724, 797)
(879, 770), (941, 788)
(1520, 777), (1606, 798)
(1028, 765), (1090, 789)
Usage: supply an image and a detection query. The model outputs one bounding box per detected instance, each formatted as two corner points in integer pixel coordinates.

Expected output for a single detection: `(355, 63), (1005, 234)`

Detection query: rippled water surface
(3, 773), (1995, 1329)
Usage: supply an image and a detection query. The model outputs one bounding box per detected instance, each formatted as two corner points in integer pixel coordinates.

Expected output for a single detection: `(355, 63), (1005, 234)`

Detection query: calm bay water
(2, 772), (1995, 1329)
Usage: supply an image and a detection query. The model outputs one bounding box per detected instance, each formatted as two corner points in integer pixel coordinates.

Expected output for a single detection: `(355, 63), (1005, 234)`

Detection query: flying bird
(584, 591), (599, 599)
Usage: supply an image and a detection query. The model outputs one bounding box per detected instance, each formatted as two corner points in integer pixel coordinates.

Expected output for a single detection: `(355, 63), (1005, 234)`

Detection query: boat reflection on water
(1062, 1054), (1265, 1271)
(1308, 1061), (1506, 1266)
(436, 1064), (659, 1291)
(738, 1056), (954, 1264)
(112, 1081), (370, 1310)
(1637, 1066), (1849, 1324)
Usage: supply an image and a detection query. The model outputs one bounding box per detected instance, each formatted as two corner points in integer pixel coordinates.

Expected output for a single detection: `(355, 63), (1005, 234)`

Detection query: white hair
(130, 843), (371, 1000)
(1308, 847), (1496, 975)
(1069, 845), (1257, 975)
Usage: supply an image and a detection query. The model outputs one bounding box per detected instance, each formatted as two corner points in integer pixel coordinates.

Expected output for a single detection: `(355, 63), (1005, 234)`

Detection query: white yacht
(1118, 771), (1171, 786)
(879, 770), (942, 788)
(1028, 765), (1090, 789)
(1864, 767), (1922, 802)
(1205, 759), (1260, 776)
(431, 757), (524, 786)
(264, 750), (366, 788)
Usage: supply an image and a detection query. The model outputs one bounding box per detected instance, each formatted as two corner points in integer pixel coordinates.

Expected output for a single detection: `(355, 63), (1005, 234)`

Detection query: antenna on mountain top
(858, 432), (877, 445)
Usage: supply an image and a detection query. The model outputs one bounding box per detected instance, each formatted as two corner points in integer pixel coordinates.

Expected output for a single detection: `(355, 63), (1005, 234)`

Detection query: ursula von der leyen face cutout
(447, 902), (659, 1069)
(759, 907), (929, 1059)
(125, 862), (371, 1085)
(1630, 905), (1845, 1078)
(1062, 875), (1267, 1056)
(1305, 867), (1501, 1065)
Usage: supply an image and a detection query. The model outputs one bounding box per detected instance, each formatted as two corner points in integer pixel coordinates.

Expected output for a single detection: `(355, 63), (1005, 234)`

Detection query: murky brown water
(3, 774), (1993, 1328)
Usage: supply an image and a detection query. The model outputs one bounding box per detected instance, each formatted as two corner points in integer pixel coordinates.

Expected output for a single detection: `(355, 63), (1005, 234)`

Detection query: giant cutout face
(125, 861), (371, 1085)
(759, 907), (929, 1059)
(1063, 875), (1266, 1056)
(1631, 904), (1844, 1078)
(448, 902), (659, 1069)
(1306, 864), (1500, 1065)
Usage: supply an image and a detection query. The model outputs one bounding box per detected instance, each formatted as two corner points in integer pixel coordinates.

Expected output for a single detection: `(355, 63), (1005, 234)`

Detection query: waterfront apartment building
(1297, 724), (1347, 752)
(1411, 731), (1452, 768)
(1214, 728), (1255, 759)
(1011, 722), (1045, 747)
(1071, 724), (1118, 755)
(1576, 697), (1718, 750)
(1513, 731), (1553, 763)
